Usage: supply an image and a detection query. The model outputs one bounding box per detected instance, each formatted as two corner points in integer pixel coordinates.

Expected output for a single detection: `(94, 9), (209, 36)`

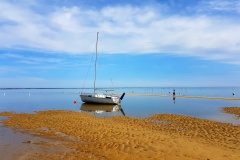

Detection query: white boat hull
(80, 94), (120, 104)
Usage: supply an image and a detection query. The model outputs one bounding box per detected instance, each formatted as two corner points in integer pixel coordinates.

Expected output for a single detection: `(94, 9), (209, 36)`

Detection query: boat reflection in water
(80, 103), (125, 117)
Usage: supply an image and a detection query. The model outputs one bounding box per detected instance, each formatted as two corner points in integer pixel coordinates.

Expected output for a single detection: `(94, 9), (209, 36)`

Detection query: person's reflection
(173, 96), (176, 104)
(173, 89), (176, 104)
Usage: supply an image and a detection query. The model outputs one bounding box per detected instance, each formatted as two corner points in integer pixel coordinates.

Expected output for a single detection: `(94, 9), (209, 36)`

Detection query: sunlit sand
(0, 107), (239, 159)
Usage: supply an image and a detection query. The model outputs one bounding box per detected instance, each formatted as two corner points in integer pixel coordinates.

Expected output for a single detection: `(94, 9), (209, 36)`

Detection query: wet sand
(222, 107), (240, 119)
(0, 124), (74, 160)
(0, 107), (240, 160)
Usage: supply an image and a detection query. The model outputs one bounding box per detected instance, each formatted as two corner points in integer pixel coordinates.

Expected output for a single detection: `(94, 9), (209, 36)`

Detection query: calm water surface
(0, 88), (239, 125)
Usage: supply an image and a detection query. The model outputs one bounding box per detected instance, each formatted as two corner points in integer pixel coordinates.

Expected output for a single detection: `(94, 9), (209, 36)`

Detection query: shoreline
(0, 107), (239, 159)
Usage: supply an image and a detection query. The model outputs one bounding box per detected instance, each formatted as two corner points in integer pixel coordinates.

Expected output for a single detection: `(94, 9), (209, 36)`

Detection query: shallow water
(0, 88), (239, 125)
(0, 116), (73, 160)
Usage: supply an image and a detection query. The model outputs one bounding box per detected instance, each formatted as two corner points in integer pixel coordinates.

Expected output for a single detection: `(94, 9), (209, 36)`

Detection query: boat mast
(94, 32), (99, 93)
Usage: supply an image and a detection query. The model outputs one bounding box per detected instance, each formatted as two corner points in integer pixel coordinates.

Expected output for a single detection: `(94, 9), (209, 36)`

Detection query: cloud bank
(0, 0), (240, 65)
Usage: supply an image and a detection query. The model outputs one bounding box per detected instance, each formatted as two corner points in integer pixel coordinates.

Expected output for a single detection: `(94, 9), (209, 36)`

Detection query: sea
(0, 87), (239, 125)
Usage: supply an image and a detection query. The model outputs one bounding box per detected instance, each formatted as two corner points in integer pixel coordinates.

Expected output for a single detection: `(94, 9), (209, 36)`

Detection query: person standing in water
(173, 89), (176, 96)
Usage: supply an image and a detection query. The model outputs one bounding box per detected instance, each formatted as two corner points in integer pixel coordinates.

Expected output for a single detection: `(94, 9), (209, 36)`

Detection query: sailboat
(80, 32), (125, 104)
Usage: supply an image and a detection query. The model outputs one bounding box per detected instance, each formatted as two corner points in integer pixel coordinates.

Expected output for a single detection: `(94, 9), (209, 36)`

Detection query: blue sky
(0, 0), (240, 88)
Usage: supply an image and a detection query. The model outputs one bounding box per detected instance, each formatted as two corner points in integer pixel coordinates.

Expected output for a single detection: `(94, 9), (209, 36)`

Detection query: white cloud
(0, 77), (81, 88)
(1, 53), (64, 64)
(0, 0), (240, 65)
(200, 0), (240, 13)
(0, 66), (18, 75)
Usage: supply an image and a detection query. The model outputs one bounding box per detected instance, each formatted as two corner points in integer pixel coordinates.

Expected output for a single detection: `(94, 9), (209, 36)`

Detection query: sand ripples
(0, 108), (240, 159)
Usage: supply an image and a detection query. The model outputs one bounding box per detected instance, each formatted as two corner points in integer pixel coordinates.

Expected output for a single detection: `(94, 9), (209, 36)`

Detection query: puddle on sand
(0, 117), (75, 160)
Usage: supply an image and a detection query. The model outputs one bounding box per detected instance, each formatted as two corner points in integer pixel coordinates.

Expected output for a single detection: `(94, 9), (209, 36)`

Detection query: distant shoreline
(1, 86), (240, 90)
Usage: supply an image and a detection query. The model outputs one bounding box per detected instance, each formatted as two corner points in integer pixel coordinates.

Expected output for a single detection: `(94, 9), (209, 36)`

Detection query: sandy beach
(0, 107), (240, 160)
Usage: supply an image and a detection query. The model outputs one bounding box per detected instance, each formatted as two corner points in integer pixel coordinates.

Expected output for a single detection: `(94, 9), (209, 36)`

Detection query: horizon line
(1, 86), (239, 90)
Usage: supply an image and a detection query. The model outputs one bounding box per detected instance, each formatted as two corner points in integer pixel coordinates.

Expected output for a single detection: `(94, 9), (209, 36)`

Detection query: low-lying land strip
(126, 93), (240, 100)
